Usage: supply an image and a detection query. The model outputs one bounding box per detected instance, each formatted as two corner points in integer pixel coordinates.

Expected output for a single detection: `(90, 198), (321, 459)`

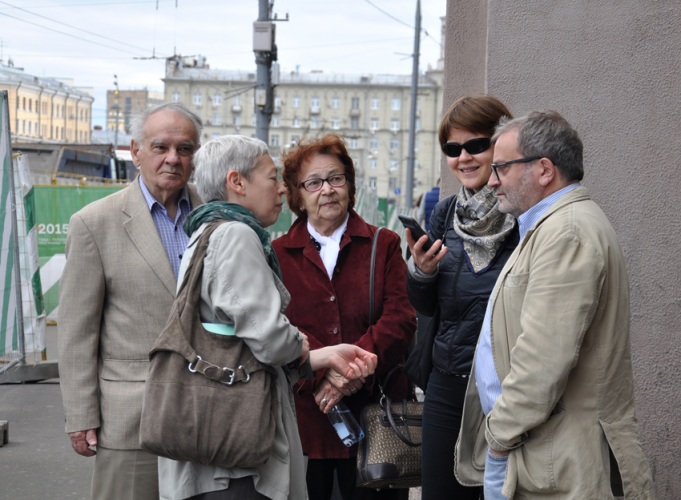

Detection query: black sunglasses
(442, 137), (491, 158)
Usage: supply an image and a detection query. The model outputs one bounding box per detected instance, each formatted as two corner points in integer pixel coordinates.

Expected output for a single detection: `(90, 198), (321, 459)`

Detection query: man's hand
(324, 368), (364, 396)
(488, 446), (510, 458)
(313, 379), (344, 414)
(310, 344), (377, 379)
(405, 228), (447, 275)
(69, 429), (98, 457)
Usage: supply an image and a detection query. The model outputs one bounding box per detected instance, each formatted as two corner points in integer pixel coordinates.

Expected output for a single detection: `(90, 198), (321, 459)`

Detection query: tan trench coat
(455, 186), (655, 499)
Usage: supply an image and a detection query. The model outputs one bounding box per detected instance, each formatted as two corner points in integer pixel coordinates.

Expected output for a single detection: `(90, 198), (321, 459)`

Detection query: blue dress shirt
(475, 183), (580, 415)
(139, 176), (192, 279)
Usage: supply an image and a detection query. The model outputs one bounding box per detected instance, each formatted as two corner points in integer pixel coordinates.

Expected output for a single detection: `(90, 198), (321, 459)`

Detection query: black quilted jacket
(407, 195), (520, 375)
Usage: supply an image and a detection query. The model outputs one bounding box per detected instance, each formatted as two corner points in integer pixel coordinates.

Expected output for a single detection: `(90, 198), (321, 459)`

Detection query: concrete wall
(443, 0), (681, 497)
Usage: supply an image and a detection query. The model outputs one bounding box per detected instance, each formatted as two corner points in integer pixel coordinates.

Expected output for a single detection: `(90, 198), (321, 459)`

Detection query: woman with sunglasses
(405, 95), (519, 500)
(272, 134), (416, 500)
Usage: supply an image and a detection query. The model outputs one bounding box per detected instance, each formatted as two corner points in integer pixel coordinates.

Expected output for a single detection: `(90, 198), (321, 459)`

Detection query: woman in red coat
(273, 134), (416, 500)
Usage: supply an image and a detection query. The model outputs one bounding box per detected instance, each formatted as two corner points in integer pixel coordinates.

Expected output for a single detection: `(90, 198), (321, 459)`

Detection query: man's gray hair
(193, 135), (270, 202)
(129, 101), (203, 146)
(493, 110), (584, 182)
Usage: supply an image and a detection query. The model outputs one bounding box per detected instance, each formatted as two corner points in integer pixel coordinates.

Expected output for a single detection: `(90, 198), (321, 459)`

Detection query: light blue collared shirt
(139, 176), (192, 279)
(475, 183), (580, 415)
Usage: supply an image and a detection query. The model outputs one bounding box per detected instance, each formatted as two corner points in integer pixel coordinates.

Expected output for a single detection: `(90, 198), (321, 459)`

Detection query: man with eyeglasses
(454, 111), (654, 499)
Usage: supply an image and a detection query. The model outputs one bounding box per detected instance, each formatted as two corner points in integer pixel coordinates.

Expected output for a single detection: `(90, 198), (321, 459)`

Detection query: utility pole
(111, 75), (121, 153)
(405, 0), (421, 209)
(254, 0), (276, 144)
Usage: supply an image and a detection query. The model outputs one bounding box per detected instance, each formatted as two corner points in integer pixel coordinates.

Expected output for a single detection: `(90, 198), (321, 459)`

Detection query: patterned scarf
(183, 201), (282, 280)
(452, 185), (516, 274)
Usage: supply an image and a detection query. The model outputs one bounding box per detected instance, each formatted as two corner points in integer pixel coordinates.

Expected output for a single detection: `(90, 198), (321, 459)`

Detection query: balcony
(310, 105), (320, 114)
(232, 104), (242, 112)
(350, 108), (361, 117)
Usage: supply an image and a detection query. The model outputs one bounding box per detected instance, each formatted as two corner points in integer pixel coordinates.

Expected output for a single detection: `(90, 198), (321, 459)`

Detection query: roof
(0, 64), (94, 99)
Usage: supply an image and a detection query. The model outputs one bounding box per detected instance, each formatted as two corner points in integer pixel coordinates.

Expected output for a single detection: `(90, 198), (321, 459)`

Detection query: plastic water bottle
(327, 401), (365, 447)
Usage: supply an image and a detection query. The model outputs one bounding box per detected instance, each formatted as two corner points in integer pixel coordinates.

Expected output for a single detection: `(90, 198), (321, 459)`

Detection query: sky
(0, 0), (445, 127)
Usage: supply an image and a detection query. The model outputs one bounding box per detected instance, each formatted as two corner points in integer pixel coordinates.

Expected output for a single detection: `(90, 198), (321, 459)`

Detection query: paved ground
(0, 326), (93, 499)
(0, 326), (421, 499)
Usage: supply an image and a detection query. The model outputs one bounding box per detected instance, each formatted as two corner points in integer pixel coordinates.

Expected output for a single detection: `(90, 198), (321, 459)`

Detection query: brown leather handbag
(139, 222), (278, 469)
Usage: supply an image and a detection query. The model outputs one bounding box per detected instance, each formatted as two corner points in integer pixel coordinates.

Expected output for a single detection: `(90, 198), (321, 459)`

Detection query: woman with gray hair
(157, 135), (377, 500)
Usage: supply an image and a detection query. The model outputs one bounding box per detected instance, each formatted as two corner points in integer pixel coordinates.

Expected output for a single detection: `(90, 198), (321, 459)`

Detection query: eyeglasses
(300, 173), (348, 193)
(442, 137), (491, 158)
(490, 156), (542, 181)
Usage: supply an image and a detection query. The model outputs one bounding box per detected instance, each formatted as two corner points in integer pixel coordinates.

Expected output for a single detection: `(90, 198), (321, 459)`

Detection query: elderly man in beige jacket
(454, 111), (655, 499)
(58, 102), (203, 500)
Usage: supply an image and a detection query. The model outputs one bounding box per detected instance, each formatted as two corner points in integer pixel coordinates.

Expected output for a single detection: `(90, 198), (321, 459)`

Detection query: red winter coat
(273, 210), (417, 459)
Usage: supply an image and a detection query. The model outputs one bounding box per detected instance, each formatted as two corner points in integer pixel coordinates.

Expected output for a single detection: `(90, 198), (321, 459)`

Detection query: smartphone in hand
(398, 215), (435, 252)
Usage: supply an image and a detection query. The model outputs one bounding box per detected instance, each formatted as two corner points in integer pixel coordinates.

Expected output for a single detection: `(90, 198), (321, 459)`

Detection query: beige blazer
(455, 186), (655, 499)
(58, 179), (202, 450)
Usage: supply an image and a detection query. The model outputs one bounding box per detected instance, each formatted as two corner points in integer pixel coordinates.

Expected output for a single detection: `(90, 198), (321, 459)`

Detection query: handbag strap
(379, 364), (421, 447)
(369, 227), (383, 326)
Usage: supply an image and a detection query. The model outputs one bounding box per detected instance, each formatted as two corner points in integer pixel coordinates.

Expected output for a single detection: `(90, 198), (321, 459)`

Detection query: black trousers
(306, 458), (408, 500)
(421, 369), (483, 500)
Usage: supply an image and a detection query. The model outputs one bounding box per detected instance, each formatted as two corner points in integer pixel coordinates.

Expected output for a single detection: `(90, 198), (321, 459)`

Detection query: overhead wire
(0, 1), (159, 9)
(0, 10), (146, 55)
(0, 0), (159, 54)
(363, 0), (442, 47)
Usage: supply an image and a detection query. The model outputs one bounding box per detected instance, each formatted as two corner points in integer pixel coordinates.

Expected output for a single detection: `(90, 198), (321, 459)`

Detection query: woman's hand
(405, 228), (447, 275)
(313, 378), (343, 414)
(324, 368), (364, 396)
(309, 344), (377, 379)
(298, 333), (310, 365)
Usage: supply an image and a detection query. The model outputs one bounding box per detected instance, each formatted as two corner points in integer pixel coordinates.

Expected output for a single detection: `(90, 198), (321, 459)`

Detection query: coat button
(332, 328), (338, 334)
(330, 295), (336, 302)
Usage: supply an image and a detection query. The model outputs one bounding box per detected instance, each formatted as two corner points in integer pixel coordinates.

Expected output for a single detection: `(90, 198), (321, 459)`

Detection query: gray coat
(159, 221), (310, 500)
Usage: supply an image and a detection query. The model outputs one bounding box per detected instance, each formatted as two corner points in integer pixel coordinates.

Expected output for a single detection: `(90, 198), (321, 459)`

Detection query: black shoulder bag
(356, 227), (423, 490)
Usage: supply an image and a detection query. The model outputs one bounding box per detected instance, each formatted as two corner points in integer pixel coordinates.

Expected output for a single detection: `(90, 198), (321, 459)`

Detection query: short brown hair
(280, 134), (356, 217)
(438, 95), (513, 149)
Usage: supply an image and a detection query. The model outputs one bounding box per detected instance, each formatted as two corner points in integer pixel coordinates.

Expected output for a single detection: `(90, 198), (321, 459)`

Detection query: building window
(212, 133), (220, 139)
(371, 98), (379, 110)
(370, 138), (378, 150)
(332, 97), (340, 109)
(233, 95), (241, 107)
(414, 159), (420, 171)
(293, 117), (301, 128)
(391, 98), (400, 110)
(415, 118), (420, 131)
(272, 116), (280, 127)
(389, 159), (399, 171)
(213, 113), (221, 125)
(22, 97), (26, 110)
(291, 135), (300, 146)
(389, 177), (397, 189)
(414, 138), (419, 151)
(311, 97), (320, 109)
(292, 96), (300, 108)
(369, 158), (377, 169)
(350, 138), (359, 149)
(351, 117), (359, 129)
(369, 177), (377, 189)
(370, 118), (379, 130)
(351, 97), (360, 109)
(271, 135), (279, 146)
(28, 122), (32, 134)
(233, 115), (241, 126)
(193, 93), (202, 105)
(390, 138), (399, 150)
(252, 115), (257, 126)
(311, 116), (319, 129)
(213, 94), (222, 106)
(172, 92), (181, 102)
(391, 119), (399, 132)
(274, 96), (281, 111)
(331, 117), (340, 130)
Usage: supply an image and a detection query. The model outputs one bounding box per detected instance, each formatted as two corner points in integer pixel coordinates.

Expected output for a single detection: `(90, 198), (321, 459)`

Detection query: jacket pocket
(514, 409), (566, 496)
(100, 358), (150, 381)
(500, 272), (529, 345)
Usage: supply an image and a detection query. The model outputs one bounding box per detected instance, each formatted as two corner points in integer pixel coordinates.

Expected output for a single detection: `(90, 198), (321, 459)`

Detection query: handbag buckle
(188, 355), (202, 373)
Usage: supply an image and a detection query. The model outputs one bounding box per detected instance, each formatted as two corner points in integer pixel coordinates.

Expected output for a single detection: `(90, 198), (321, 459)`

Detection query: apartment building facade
(163, 56), (444, 205)
(0, 62), (94, 144)
(106, 89), (164, 134)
